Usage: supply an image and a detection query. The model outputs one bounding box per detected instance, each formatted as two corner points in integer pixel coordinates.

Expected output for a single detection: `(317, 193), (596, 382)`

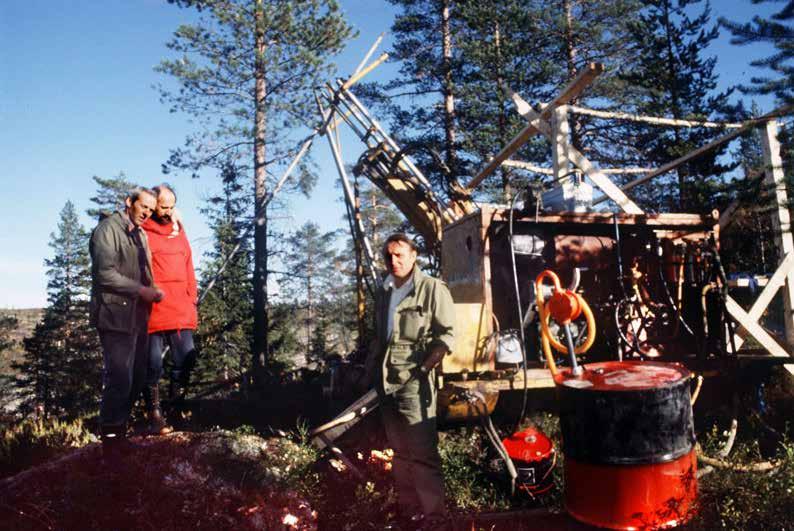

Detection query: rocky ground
(0, 430), (317, 530)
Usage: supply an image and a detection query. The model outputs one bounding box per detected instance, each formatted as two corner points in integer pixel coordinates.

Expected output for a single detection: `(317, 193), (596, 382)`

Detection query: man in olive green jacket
(90, 187), (163, 448)
(367, 233), (455, 528)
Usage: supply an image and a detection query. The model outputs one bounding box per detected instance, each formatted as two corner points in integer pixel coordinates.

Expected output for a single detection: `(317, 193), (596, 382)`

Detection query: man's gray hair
(127, 186), (157, 204)
(152, 182), (177, 202)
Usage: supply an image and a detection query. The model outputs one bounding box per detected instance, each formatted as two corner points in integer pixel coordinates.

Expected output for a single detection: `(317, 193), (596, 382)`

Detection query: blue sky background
(0, 0), (781, 308)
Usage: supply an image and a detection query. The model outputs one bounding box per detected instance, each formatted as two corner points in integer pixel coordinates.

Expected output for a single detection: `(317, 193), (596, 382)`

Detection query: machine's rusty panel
(442, 213), (487, 303)
(444, 302), (494, 373)
(554, 235), (615, 271)
(441, 211), (495, 374)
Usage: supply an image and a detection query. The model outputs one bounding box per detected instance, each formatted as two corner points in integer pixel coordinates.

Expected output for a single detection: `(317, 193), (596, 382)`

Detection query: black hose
(654, 240), (697, 338)
(710, 243), (739, 356)
(612, 214), (638, 358)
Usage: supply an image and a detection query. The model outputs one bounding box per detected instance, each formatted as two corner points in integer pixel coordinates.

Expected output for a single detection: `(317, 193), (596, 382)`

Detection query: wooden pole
(552, 105), (571, 183)
(594, 105), (794, 204)
(352, 32), (384, 77)
(568, 105), (743, 129)
(341, 53), (389, 91)
(466, 63), (604, 191)
(502, 160), (653, 174)
(509, 92), (643, 214)
(761, 120), (794, 354)
(316, 96), (380, 288)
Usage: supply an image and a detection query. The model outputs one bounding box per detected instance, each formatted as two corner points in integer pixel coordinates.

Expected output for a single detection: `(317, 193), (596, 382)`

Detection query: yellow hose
(535, 271), (597, 376)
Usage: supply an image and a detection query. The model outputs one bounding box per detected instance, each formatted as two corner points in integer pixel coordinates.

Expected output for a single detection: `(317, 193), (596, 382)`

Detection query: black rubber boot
(169, 369), (188, 401)
(146, 385), (173, 435)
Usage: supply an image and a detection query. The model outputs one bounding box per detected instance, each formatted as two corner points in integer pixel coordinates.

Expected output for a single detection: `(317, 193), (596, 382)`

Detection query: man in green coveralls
(367, 233), (455, 530)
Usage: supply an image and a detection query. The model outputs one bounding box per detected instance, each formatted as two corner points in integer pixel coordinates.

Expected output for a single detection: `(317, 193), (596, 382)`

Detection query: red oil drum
(555, 361), (697, 529)
(502, 427), (556, 497)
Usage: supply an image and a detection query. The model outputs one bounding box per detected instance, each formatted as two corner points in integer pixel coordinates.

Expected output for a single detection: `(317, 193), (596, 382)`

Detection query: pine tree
(618, 0), (735, 212)
(86, 173), (138, 219)
(14, 202), (100, 418)
(195, 160), (254, 393)
(157, 0), (354, 385)
(721, 102), (776, 273)
(374, 0), (642, 202)
(455, 0), (552, 201)
(336, 179), (404, 353)
(282, 221), (338, 363)
(363, 0), (465, 193)
(721, 1), (793, 105)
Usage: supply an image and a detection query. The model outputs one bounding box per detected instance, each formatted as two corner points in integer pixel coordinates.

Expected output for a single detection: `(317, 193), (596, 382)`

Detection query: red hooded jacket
(142, 217), (198, 333)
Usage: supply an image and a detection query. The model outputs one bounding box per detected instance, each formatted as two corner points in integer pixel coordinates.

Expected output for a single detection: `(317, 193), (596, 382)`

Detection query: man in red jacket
(141, 184), (198, 434)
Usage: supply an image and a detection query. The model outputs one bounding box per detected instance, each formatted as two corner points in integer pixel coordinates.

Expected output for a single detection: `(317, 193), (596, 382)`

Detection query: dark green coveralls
(368, 266), (455, 521)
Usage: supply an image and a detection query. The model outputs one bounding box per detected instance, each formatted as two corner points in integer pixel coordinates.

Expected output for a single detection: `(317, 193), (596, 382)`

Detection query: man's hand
(420, 343), (449, 374)
(139, 286), (165, 303)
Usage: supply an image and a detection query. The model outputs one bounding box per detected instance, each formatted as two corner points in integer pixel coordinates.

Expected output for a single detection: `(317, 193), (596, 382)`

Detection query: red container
(502, 427), (556, 497)
(555, 361), (697, 529)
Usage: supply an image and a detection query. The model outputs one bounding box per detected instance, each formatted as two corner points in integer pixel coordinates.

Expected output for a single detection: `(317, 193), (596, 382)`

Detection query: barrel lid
(502, 427), (554, 463)
(554, 361), (690, 391)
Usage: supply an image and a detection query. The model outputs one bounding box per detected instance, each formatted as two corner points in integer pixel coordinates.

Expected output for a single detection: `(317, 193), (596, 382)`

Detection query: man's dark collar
(119, 210), (139, 234)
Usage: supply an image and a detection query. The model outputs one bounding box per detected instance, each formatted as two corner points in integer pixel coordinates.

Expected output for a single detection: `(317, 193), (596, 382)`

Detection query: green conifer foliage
(195, 161), (254, 394)
(15, 202), (100, 418)
(282, 221), (338, 364)
(721, 0), (794, 105)
(157, 0), (354, 380)
(86, 173), (138, 220)
(619, 0), (735, 212)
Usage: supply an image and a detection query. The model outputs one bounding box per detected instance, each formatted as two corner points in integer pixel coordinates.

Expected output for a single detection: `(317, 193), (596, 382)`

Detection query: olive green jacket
(368, 266), (455, 395)
(89, 211), (154, 334)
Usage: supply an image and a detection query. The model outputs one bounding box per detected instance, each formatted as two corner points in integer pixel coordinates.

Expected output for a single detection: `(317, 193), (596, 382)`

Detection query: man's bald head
(152, 183), (177, 224)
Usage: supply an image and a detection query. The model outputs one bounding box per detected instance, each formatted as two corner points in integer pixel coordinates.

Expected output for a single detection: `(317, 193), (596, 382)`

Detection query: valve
(535, 270), (596, 377)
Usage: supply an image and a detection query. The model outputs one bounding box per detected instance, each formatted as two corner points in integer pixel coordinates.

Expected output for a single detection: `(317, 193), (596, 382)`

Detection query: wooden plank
(726, 297), (793, 367)
(731, 253), (794, 351)
(761, 120), (794, 352)
(487, 210), (713, 227)
(718, 200), (740, 231)
(510, 92), (643, 214)
(465, 120), (542, 190)
(466, 64), (604, 191)
(341, 53), (388, 91)
(547, 62), (605, 111)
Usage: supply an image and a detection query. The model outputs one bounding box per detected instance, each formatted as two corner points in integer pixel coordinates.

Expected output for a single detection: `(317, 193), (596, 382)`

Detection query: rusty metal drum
(555, 361), (697, 529)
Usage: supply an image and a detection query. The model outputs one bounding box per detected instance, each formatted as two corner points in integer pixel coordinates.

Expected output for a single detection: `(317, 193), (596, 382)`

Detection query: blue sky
(0, 0), (782, 308)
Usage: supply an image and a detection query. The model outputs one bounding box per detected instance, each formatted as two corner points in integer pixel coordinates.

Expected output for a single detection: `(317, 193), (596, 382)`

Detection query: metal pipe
(316, 95), (380, 287)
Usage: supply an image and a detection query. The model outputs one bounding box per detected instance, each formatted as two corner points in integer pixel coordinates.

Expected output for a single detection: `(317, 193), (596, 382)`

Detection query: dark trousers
(99, 328), (149, 427)
(381, 376), (445, 520)
(147, 329), (196, 387)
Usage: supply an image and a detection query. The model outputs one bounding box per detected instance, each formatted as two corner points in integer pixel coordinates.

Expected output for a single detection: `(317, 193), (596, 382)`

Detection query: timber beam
(466, 63), (604, 191)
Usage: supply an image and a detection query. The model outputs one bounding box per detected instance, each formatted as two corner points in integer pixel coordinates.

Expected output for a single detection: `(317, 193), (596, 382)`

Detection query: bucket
(555, 361), (697, 529)
(502, 427), (556, 497)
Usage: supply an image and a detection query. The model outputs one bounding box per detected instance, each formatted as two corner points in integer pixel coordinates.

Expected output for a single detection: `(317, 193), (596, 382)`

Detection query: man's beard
(152, 212), (172, 224)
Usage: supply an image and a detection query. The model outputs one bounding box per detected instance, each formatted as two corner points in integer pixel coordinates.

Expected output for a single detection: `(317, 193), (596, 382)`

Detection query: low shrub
(0, 416), (96, 478)
(693, 426), (794, 530)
